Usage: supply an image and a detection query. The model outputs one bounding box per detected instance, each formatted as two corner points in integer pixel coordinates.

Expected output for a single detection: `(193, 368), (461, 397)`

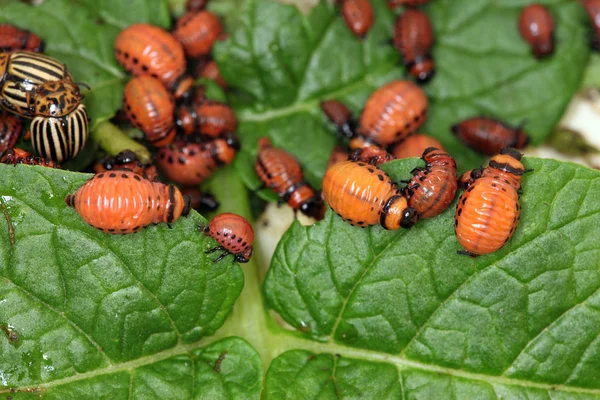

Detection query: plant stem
(91, 121), (152, 164)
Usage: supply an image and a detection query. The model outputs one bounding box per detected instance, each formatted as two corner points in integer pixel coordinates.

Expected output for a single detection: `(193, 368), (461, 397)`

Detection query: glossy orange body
(0, 24), (44, 53)
(323, 160), (417, 229)
(65, 170), (190, 234)
(402, 147), (457, 219)
(583, 0), (600, 51)
(341, 0), (373, 39)
(394, 10), (435, 83)
(452, 117), (529, 155)
(94, 150), (159, 182)
(321, 99), (355, 139)
(255, 138), (323, 219)
(197, 60), (228, 89)
(0, 112), (21, 152)
(349, 145), (395, 166)
(181, 187), (219, 212)
(114, 24), (187, 93)
(204, 213), (254, 263)
(327, 145), (350, 169)
(387, 0), (429, 9)
(123, 76), (176, 147)
(519, 4), (555, 58)
(455, 149), (524, 256)
(156, 137), (238, 186)
(187, 0), (208, 11)
(173, 11), (223, 58)
(358, 80), (428, 146)
(176, 101), (237, 138)
(0, 147), (58, 168)
(390, 134), (444, 159)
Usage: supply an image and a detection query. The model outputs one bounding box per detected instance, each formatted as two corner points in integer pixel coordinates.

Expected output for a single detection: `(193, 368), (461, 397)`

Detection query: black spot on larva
(467, 186), (474, 192)
(131, 113), (137, 120)
(224, 232), (228, 237)
(370, 207), (374, 211)
(237, 238), (242, 243)
(98, 173), (105, 178)
(242, 242), (247, 246)
(413, 115), (419, 122)
(231, 234), (236, 239)
(124, 52), (130, 59)
(368, 168), (374, 173)
(122, 174), (128, 178)
(491, 183), (497, 188)
(121, 228), (128, 232)
(109, 173), (116, 178)
(501, 187), (506, 192)
(462, 197), (467, 205)
(217, 232), (220, 235)
(134, 175), (141, 181)
(357, 221), (364, 225)
(494, 176), (500, 179)
(455, 219), (459, 226)
(108, 228), (115, 232)
(358, 163), (365, 167)
(178, 156), (186, 164)
(168, 156), (174, 163)
(458, 209), (462, 216)
(347, 218), (353, 222)
(142, 65), (148, 72)
(133, 57), (139, 64)
(405, 123), (411, 129)
(151, 73), (159, 79)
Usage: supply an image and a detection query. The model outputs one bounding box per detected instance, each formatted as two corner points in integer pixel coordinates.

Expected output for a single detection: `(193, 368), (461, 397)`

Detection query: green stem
(91, 121), (151, 164)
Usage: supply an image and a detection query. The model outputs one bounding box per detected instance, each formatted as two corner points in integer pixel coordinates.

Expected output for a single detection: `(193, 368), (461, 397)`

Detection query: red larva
(0, 24), (44, 53)
(583, 0), (600, 51)
(393, 10), (435, 83)
(518, 4), (555, 58)
(94, 150), (159, 182)
(176, 101), (237, 138)
(173, 11), (223, 58)
(389, 134), (444, 159)
(114, 24), (193, 99)
(255, 138), (324, 220)
(197, 60), (228, 89)
(156, 135), (239, 186)
(65, 171), (191, 234)
(327, 145), (350, 169)
(387, 0), (430, 9)
(451, 117), (530, 155)
(358, 80), (428, 146)
(0, 112), (22, 153)
(401, 147), (457, 218)
(202, 212), (254, 263)
(349, 146), (396, 166)
(123, 76), (176, 148)
(320, 99), (356, 139)
(340, 0), (374, 39)
(0, 148), (58, 168)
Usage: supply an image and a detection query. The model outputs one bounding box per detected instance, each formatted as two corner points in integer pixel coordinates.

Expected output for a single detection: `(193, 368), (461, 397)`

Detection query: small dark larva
(518, 4), (555, 58)
(176, 101), (237, 138)
(322, 160), (418, 229)
(455, 148), (525, 256)
(393, 10), (435, 83)
(94, 150), (159, 182)
(0, 112), (22, 153)
(451, 117), (530, 155)
(203, 212), (254, 263)
(401, 147), (457, 219)
(320, 99), (356, 139)
(349, 145), (396, 166)
(0, 148), (58, 168)
(65, 170), (191, 234)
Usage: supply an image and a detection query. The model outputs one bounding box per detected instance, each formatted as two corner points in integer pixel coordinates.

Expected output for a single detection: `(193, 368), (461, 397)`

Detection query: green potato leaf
(264, 156), (600, 398)
(216, 0), (589, 192)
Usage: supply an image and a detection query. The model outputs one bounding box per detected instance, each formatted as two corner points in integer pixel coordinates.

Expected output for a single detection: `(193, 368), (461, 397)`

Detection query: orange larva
(65, 170), (191, 234)
(401, 147), (457, 219)
(518, 4), (555, 58)
(393, 10), (435, 83)
(123, 76), (176, 147)
(114, 24), (193, 99)
(358, 80), (428, 146)
(176, 101), (237, 138)
(0, 147), (58, 168)
(156, 135), (239, 186)
(0, 24), (44, 53)
(340, 0), (374, 39)
(455, 148), (525, 256)
(94, 150), (159, 182)
(255, 138), (324, 220)
(0, 112), (22, 153)
(451, 117), (530, 155)
(321, 99), (356, 139)
(349, 145), (396, 166)
(389, 134), (444, 159)
(202, 212), (254, 263)
(173, 11), (223, 58)
(322, 160), (418, 229)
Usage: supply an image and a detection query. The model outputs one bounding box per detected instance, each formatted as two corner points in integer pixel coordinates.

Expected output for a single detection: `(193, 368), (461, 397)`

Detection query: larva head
(487, 148), (525, 184)
(172, 74), (194, 101)
(459, 168), (483, 190)
(236, 247), (253, 263)
(409, 57), (435, 84)
(380, 195), (418, 230)
(257, 137), (272, 150)
(421, 147), (455, 167)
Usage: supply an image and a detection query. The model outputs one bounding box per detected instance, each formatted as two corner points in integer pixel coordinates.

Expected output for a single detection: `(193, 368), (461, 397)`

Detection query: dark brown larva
(393, 10), (435, 83)
(321, 99), (356, 139)
(203, 212), (254, 263)
(0, 148), (58, 168)
(451, 117), (530, 155)
(518, 4), (555, 58)
(176, 101), (237, 138)
(340, 0), (374, 39)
